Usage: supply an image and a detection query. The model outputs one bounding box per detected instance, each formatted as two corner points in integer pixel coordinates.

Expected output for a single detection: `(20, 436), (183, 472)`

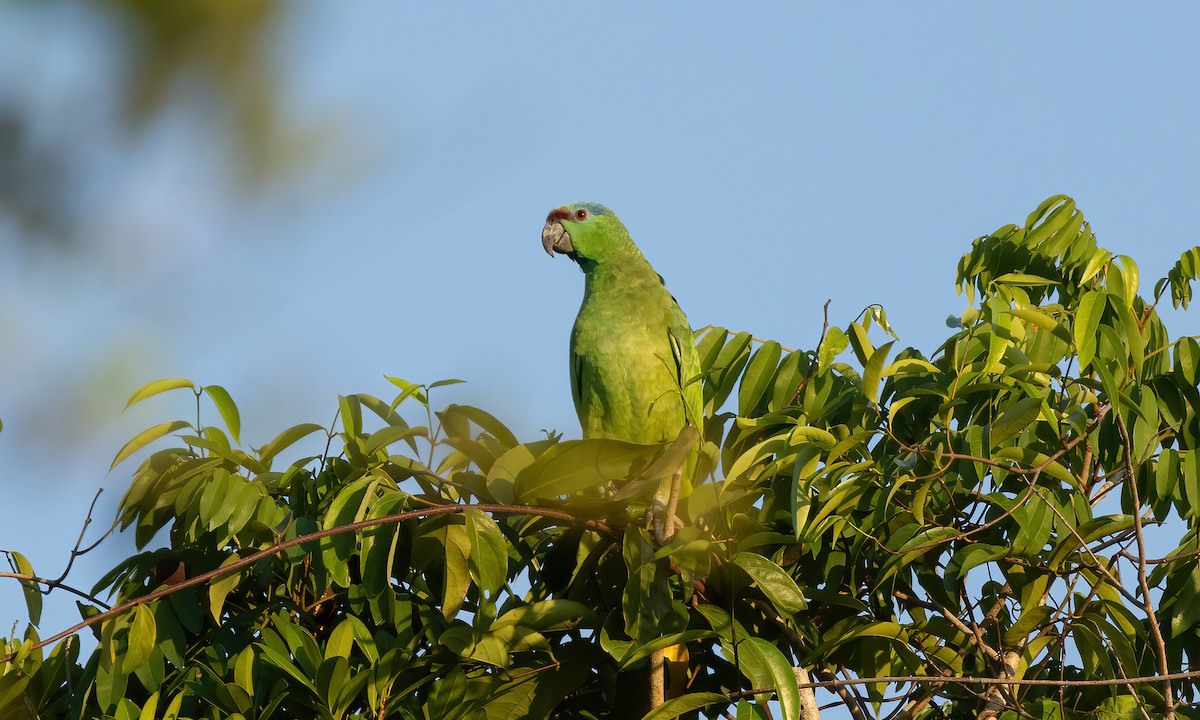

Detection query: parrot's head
(541, 202), (633, 268)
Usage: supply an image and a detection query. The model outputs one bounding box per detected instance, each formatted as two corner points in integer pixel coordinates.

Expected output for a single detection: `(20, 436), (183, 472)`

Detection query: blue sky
(2, 3), (1199, 713)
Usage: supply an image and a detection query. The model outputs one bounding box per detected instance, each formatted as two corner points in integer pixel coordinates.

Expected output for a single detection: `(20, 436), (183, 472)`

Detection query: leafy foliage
(5, 195), (1200, 719)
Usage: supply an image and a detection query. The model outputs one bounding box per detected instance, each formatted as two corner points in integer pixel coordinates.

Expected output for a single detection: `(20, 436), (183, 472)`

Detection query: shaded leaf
(989, 396), (1043, 449)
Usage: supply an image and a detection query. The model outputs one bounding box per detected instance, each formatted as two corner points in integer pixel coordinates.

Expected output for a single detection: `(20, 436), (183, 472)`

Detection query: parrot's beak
(541, 218), (575, 257)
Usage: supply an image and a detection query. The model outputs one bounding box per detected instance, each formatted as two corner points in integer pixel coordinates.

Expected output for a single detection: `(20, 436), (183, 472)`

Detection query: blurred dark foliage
(0, 0), (296, 245)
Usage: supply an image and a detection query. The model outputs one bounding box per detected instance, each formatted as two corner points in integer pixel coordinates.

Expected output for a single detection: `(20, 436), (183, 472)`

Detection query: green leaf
(442, 523), (472, 620)
(1011, 494), (1054, 557)
(257, 641), (319, 695)
(639, 692), (729, 720)
(111, 420), (191, 470)
(1080, 289), (1104, 369)
(623, 527), (685, 643)
(442, 404), (518, 448)
(384, 375), (429, 408)
(944, 544), (1009, 589)
(738, 340), (782, 415)
(234, 646), (255, 694)
(465, 508), (508, 595)
(138, 692), (160, 720)
(208, 555), (243, 624)
(993, 447), (1080, 489)
(788, 426), (837, 448)
(203, 385), (241, 444)
(1080, 248), (1113, 286)
(995, 272), (1058, 287)
(1024, 193), (1069, 230)
(429, 378), (466, 389)
(735, 637), (801, 720)
(862, 341), (894, 404)
(10, 552), (41, 626)
(363, 424), (427, 456)
(514, 438), (663, 502)
(1010, 307), (1060, 333)
(989, 396), (1043, 449)
(733, 552), (806, 614)
(818, 326), (849, 373)
(847, 322), (874, 366)
(882, 357), (941, 377)
(1115, 254), (1140, 306)
(161, 692), (184, 720)
(125, 378), (195, 409)
(121, 604), (157, 674)
(338, 394), (362, 438)
(1182, 450), (1200, 519)
(493, 600), (596, 631)
(257, 422), (326, 464)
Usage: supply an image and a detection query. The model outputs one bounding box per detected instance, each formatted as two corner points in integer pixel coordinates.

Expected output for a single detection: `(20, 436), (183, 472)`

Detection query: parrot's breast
(570, 282), (689, 445)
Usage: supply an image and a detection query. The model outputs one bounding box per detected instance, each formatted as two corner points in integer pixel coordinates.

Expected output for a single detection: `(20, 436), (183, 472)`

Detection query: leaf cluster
(5, 195), (1200, 720)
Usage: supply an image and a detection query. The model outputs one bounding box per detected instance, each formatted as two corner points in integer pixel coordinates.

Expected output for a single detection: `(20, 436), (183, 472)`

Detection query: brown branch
(1117, 419), (1175, 720)
(0, 503), (615, 663)
(740, 665), (1200, 692)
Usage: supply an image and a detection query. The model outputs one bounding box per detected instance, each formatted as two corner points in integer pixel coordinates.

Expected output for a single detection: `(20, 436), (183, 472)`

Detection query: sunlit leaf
(111, 420), (192, 470)
(203, 385), (241, 444)
(1074, 290), (1105, 370)
(514, 438), (664, 502)
(384, 375), (429, 408)
(734, 637), (801, 720)
(861, 340), (894, 403)
(125, 378), (195, 409)
(738, 340), (782, 415)
(429, 378), (466, 389)
(9, 551), (41, 626)
(733, 552), (806, 614)
(363, 424), (427, 456)
(257, 422), (326, 464)
(465, 508), (508, 595)
(208, 555), (243, 624)
(442, 404), (518, 448)
(121, 605), (156, 674)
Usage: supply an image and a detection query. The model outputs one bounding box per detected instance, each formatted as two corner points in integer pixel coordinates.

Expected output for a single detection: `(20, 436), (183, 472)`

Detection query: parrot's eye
(574, 209), (589, 221)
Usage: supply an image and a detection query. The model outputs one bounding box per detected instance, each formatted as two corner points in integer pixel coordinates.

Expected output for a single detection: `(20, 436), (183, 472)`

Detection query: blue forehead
(571, 202), (612, 217)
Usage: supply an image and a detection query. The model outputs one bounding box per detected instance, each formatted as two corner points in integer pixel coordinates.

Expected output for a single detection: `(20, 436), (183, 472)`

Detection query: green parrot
(543, 201), (699, 704)
(541, 201), (703, 497)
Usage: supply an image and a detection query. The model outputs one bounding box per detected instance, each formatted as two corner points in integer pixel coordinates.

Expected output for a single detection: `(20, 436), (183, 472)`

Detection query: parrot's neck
(580, 255), (668, 305)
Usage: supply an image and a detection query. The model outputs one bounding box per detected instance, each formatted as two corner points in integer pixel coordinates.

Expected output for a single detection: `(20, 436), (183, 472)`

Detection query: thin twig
(788, 300), (832, 407)
(0, 572), (110, 609)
